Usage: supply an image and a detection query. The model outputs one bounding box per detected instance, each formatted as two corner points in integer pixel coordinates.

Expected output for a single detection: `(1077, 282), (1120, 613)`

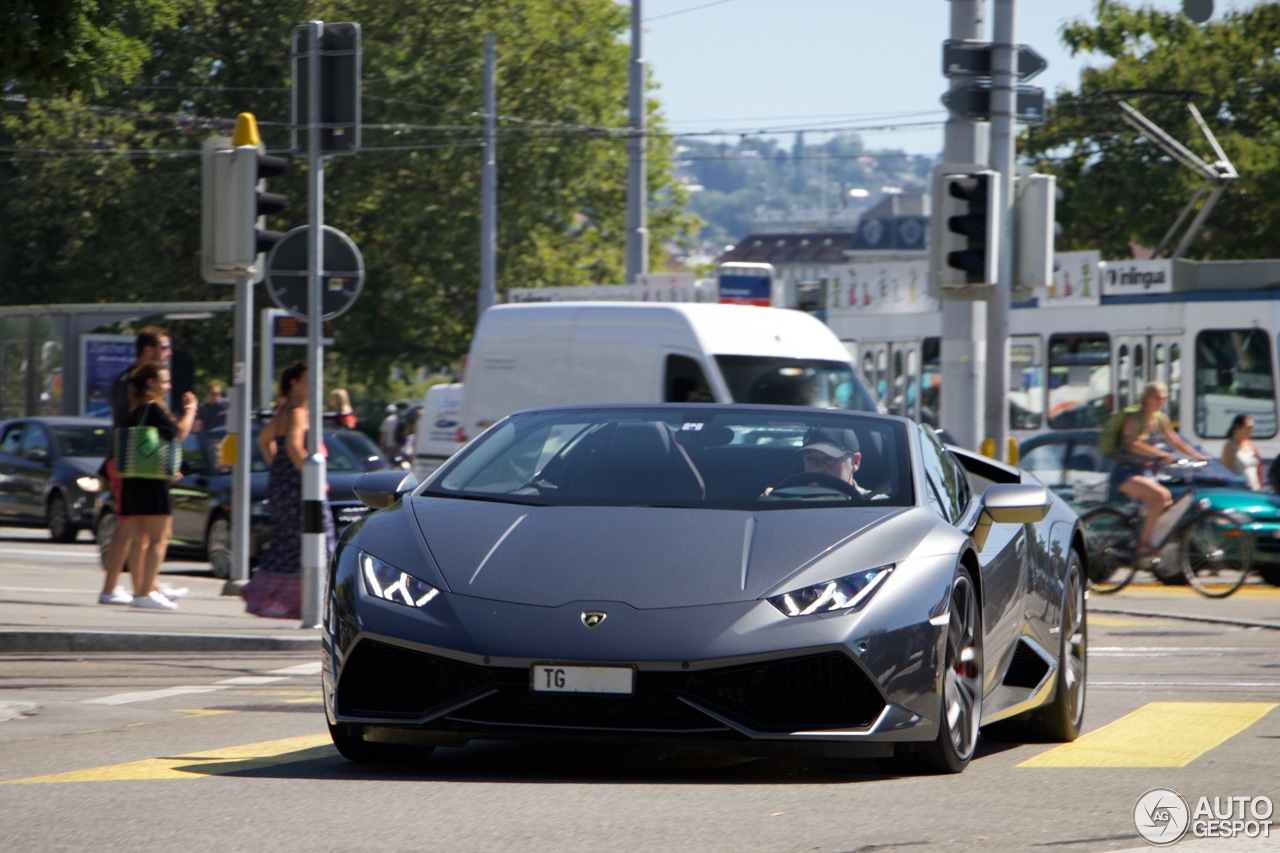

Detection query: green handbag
(114, 405), (182, 480)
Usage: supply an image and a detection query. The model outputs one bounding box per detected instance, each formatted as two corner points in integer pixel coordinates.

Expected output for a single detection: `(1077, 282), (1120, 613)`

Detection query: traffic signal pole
(941, 0), (988, 451)
(301, 19), (327, 629)
(984, 0), (1017, 462)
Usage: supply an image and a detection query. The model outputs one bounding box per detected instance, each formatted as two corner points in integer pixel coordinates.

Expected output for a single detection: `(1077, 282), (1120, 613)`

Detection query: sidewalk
(1, 542), (1277, 657)
(0, 545), (319, 654)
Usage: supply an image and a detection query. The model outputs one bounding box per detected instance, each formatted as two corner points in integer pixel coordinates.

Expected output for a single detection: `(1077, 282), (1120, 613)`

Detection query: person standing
(119, 361), (197, 610)
(379, 403), (402, 458)
(194, 382), (228, 432)
(329, 388), (357, 429)
(244, 361), (336, 619)
(1222, 414), (1263, 491)
(100, 326), (186, 605)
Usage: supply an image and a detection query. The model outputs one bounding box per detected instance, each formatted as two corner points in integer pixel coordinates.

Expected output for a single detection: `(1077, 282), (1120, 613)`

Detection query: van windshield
(716, 356), (879, 411)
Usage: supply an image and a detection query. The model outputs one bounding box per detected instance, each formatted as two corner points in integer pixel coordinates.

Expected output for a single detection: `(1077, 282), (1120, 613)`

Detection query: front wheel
(206, 516), (232, 579)
(1181, 510), (1253, 598)
(95, 510), (116, 570)
(914, 566), (982, 774)
(47, 492), (76, 543)
(1080, 507), (1136, 594)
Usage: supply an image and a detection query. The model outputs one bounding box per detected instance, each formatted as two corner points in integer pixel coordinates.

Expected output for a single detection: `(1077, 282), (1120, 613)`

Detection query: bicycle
(1081, 459), (1254, 598)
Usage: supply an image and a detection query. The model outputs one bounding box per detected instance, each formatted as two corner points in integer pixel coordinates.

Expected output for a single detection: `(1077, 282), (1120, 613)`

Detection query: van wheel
(48, 493), (76, 543)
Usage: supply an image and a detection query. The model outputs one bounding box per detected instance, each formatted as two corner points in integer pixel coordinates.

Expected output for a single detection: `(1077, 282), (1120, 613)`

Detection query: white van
(458, 302), (880, 441)
(412, 382), (465, 479)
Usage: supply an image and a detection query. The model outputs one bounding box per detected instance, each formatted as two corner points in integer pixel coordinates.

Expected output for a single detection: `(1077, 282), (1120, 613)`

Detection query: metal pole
(941, 0), (988, 451)
(478, 33), (497, 318)
(984, 0), (1017, 462)
(301, 19), (327, 629)
(624, 0), (648, 284)
(223, 273), (253, 594)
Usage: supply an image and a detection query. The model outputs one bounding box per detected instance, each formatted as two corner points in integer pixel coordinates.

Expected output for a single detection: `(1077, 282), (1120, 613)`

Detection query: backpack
(1098, 404), (1142, 457)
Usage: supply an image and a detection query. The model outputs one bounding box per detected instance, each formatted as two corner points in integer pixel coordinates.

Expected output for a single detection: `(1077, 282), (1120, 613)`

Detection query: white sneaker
(98, 587), (133, 605)
(131, 591), (178, 611)
(158, 584), (189, 600)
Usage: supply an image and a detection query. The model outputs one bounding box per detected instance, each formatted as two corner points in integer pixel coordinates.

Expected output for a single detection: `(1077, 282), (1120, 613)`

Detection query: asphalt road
(1, 537), (1277, 852)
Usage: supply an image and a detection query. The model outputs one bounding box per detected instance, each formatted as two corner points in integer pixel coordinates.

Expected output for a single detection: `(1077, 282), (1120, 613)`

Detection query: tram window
(1009, 340), (1043, 429)
(1047, 334), (1111, 430)
(921, 337), (941, 428)
(1117, 344), (1131, 407)
(1169, 343), (1183, 428)
(1194, 329), (1277, 439)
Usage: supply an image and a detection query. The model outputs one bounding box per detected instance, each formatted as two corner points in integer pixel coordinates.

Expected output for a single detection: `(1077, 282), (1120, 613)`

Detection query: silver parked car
(324, 404), (1086, 773)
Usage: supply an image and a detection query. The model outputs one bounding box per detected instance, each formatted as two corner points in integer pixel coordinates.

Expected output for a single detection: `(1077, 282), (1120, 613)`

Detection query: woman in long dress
(244, 361), (335, 619)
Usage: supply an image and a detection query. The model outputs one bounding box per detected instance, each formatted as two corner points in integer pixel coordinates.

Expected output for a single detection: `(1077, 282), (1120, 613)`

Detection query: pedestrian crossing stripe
(1, 733), (333, 784)
(1018, 702), (1278, 768)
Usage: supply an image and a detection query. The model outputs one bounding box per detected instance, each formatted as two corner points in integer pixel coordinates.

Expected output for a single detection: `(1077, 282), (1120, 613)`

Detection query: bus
(819, 251), (1280, 460)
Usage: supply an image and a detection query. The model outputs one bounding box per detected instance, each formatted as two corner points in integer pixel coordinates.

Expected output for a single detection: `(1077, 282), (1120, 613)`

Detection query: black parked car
(0, 416), (111, 542)
(94, 423), (397, 577)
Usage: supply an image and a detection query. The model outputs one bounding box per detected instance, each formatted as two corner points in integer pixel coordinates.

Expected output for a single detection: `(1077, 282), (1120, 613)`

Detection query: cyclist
(1110, 380), (1209, 557)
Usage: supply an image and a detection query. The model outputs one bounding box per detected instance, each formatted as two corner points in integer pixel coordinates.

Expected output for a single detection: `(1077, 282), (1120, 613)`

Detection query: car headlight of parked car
(75, 476), (103, 493)
(766, 565), (894, 617)
(359, 552), (440, 608)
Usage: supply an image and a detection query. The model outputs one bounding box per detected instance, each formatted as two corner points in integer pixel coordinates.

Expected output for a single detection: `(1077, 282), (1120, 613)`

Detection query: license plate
(530, 664), (634, 695)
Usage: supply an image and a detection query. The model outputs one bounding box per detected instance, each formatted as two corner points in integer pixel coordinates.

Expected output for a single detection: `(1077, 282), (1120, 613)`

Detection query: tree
(1022, 1), (1280, 260)
(1, 1), (181, 95)
(0, 0), (698, 393)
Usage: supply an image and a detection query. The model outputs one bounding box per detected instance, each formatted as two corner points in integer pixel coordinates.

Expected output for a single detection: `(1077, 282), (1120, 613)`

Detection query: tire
(915, 566), (982, 774)
(47, 492), (76, 543)
(328, 722), (433, 764)
(1080, 507), (1136, 594)
(1181, 510), (1253, 598)
(95, 509), (116, 570)
(1025, 550), (1087, 741)
(206, 515), (232, 579)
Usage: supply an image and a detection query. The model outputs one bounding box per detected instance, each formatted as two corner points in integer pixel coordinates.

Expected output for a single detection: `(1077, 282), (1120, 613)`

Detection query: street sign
(264, 225), (365, 320)
(941, 83), (1047, 124)
(942, 39), (1048, 82)
(291, 22), (361, 155)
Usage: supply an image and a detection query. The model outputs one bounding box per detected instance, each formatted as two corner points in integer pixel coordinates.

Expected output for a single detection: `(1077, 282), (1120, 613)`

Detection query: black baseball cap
(800, 427), (860, 458)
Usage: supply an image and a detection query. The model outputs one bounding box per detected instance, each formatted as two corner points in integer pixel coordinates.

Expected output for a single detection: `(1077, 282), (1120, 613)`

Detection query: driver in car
(765, 426), (877, 499)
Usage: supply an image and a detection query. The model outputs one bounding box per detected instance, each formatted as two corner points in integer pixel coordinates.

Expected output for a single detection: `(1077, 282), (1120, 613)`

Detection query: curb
(0, 631), (322, 654)
(1090, 607), (1280, 631)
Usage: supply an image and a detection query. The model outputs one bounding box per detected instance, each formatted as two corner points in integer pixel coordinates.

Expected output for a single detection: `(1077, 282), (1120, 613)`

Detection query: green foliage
(1, 0), (181, 95)
(0, 0), (697, 397)
(1023, 1), (1280, 260)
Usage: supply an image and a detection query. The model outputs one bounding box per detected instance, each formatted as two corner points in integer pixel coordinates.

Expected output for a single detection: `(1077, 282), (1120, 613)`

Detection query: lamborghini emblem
(581, 611), (607, 628)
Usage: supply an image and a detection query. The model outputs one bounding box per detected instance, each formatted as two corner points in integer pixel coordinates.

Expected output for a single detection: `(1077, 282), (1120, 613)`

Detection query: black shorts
(120, 478), (171, 516)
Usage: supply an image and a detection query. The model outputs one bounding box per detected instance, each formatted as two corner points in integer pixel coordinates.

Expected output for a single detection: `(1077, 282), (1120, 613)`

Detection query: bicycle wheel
(1180, 510), (1253, 598)
(1081, 507), (1137, 594)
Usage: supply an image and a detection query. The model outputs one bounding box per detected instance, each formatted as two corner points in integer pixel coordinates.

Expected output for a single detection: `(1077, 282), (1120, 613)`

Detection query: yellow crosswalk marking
(2, 733), (333, 784)
(1019, 702), (1278, 768)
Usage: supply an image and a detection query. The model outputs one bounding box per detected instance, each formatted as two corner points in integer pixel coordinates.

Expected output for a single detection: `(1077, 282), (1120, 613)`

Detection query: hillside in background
(672, 132), (938, 261)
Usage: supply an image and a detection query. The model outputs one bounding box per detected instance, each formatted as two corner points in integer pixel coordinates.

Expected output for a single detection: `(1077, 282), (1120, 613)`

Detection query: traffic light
(200, 113), (289, 283)
(929, 163), (1000, 296)
(1013, 173), (1057, 296)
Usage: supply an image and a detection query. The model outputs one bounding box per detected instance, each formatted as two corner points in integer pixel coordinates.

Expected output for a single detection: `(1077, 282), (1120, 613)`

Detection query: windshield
(715, 355), (879, 412)
(51, 424), (111, 457)
(424, 406), (913, 510)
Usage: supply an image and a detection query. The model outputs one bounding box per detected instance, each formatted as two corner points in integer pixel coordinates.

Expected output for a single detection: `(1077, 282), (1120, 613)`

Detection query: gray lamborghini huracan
(323, 404), (1087, 773)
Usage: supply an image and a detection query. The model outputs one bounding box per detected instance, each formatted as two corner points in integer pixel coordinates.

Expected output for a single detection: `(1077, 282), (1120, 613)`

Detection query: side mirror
(354, 469), (418, 509)
(971, 483), (1051, 549)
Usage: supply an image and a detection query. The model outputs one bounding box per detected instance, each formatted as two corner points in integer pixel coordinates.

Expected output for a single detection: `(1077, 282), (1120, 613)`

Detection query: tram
(819, 252), (1280, 460)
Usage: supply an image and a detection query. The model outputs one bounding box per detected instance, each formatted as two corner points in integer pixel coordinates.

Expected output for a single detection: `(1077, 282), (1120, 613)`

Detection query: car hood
(65, 456), (106, 476)
(407, 498), (929, 609)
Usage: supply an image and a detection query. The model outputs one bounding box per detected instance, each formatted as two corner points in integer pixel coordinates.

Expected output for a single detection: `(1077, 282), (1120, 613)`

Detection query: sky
(631, 0), (1251, 156)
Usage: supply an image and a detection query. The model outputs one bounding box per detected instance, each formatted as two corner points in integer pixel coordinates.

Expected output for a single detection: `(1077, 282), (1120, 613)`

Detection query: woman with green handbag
(119, 360), (197, 610)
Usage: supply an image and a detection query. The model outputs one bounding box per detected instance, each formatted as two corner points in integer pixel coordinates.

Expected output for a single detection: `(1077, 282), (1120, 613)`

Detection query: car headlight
(359, 552), (440, 608)
(766, 565), (893, 617)
(75, 476), (103, 492)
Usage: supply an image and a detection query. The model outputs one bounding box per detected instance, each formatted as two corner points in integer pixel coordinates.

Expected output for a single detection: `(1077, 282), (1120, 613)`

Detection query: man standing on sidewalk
(97, 326), (186, 605)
